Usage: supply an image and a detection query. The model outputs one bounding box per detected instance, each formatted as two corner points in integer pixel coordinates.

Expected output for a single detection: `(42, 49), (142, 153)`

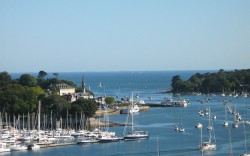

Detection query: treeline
(0, 71), (98, 120)
(171, 69), (250, 94)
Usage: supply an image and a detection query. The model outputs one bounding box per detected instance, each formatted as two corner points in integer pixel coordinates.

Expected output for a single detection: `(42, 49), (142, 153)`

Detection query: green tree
(171, 75), (183, 93)
(70, 99), (98, 118)
(42, 94), (71, 119)
(105, 96), (115, 105)
(0, 72), (12, 88)
(189, 74), (202, 93)
(38, 70), (47, 79)
(0, 84), (40, 115)
(31, 86), (45, 99)
(19, 74), (37, 87)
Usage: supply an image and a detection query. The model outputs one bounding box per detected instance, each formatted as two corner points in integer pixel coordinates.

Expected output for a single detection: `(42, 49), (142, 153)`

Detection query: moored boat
(77, 138), (99, 144)
(97, 135), (120, 143)
(9, 143), (27, 151)
(124, 93), (149, 140)
(0, 142), (10, 153)
(121, 105), (139, 114)
(160, 98), (189, 107)
(124, 130), (149, 140)
(195, 123), (203, 128)
(27, 143), (40, 150)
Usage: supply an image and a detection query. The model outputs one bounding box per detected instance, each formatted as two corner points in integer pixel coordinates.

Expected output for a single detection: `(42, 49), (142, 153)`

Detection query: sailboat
(207, 107), (213, 130)
(97, 112), (120, 143)
(232, 114), (239, 128)
(199, 107), (216, 151)
(123, 93), (149, 140)
(199, 126), (216, 151)
(178, 108), (185, 132)
(240, 106), (250, 156)
(223, 106), (229, 127)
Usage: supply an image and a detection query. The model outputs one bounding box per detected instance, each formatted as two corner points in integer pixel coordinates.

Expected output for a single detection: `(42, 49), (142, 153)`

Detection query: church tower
(82, 74), (86, 93)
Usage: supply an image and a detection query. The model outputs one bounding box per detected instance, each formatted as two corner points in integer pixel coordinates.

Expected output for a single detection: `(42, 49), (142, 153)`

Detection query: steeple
(82, 74), (86, 93)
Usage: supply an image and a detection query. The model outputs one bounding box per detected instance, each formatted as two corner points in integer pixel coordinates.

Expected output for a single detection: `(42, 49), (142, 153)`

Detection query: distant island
(171, 69), (250, 95)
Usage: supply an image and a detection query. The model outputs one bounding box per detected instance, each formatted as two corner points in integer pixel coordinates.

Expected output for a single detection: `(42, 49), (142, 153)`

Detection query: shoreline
(91, 106), (150, 127)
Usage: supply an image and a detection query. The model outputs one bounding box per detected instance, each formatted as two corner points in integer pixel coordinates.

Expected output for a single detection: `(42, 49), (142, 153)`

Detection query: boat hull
(124, 134), (149, 140)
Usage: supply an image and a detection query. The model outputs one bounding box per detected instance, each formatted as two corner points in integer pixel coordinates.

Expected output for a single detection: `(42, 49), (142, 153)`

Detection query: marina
(1, 95), (250, 155)
(5, 71), (250, 156)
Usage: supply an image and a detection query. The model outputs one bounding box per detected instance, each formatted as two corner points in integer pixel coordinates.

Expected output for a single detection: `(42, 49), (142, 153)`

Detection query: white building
(56, 83), (75, 96)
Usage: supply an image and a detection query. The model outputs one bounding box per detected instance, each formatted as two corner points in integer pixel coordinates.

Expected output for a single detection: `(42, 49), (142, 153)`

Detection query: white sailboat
(232, 114), (239, 128)
(207, 107), (213, 130)
(178, 108), (185, 132)
(199, 107), (216, 151)
(199, 126), (216, 151)
(223, 106), (229, 127)
(97, 112), (120, 143)
(123, 93), (149, 140)
(195, 123), (203, 129)
(240, 111), (250, 156)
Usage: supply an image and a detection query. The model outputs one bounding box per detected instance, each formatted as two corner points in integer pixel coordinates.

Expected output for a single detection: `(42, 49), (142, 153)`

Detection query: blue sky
(1, 0), (250, 72)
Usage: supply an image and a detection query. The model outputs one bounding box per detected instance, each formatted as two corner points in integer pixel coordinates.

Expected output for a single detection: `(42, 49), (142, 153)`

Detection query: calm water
(9, 71), (250, 156)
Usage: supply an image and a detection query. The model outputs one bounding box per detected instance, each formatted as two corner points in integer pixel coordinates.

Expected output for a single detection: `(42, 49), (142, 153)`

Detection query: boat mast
(28, 112), (30, 132)
(157, 137), (160, 156)
(131, 92), (134, 133)
(200, 127), (203, 147)
(67, 109), (68, 130)
(23, 113), (24, 131)
(50, 110), (53, 130)
(244, 107), (248, 154)
(38, 100), (41, 140)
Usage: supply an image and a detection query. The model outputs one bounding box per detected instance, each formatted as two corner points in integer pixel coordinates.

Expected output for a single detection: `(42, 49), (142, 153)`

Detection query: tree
(0, 71), (12, 88)
(38, 70), (47, 79)
(105, 96), (115, 105)
(0, 84), (40, 115)
(171, 75), (183, 93)
(42, 94), (71, 119)
(70, 99), (98, 118)
(31, 86), (45, 99)
(19, 74), (37, 87)
(189, 75), (202, 92)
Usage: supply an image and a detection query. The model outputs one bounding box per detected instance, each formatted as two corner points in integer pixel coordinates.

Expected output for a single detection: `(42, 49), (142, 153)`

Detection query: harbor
(0, 71), (249, 156)
(0, 94), (250, 155)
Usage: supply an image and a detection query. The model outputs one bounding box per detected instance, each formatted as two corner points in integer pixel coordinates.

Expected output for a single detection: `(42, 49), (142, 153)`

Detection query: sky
(1, 0), (250, 73)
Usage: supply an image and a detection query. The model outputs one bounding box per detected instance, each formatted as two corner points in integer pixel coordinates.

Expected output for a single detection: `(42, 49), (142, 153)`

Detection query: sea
(8, 70), (250, 156)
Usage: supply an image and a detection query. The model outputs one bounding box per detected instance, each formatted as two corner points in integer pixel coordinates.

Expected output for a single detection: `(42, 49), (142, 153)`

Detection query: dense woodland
(171, 69), (250, 95)
(0, 71), (98, 122)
